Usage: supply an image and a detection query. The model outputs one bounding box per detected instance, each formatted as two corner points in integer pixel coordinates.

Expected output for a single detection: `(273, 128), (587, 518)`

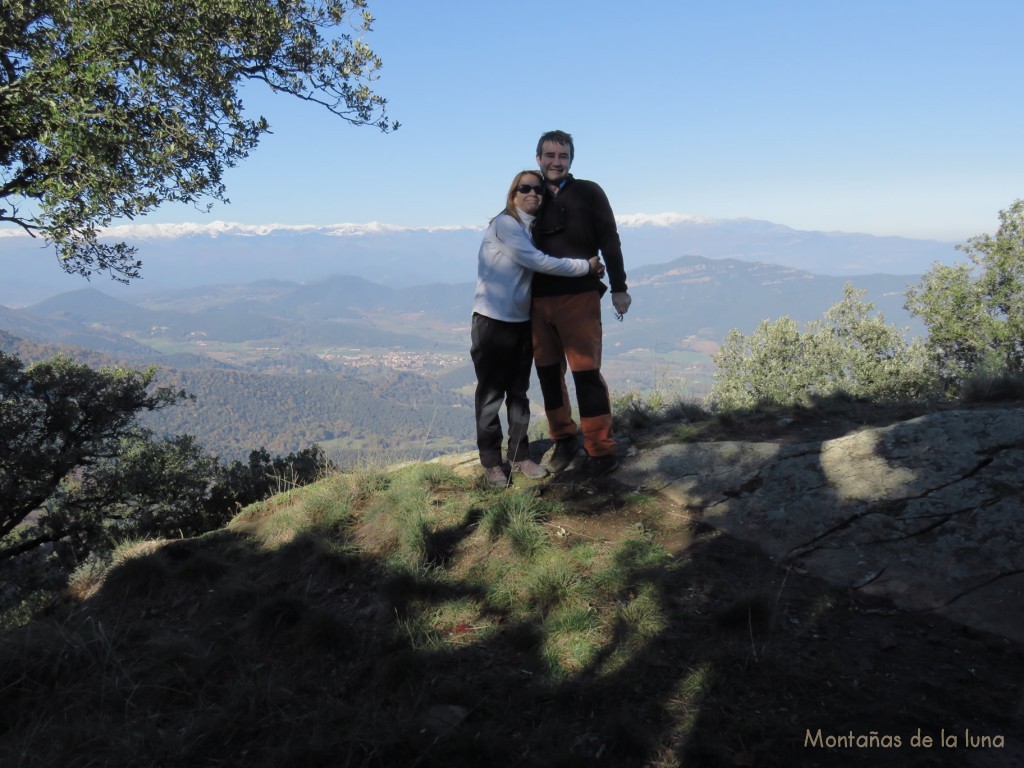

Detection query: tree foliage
(0, 351), (187, 553)
(1, 347), (332, 587)
(211, 445), (332, 511)
(710, 284), (934, 411)
(906, 199), (1024, 390)
(0, 0), (395, 281)
(50, 432), (222, 549)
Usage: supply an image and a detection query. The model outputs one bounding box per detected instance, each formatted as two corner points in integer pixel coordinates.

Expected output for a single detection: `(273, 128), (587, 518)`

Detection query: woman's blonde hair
(498, 170), (545, 225)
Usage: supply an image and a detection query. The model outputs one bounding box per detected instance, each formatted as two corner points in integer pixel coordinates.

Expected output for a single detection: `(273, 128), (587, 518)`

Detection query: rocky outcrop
(619, 408), (1024, 643)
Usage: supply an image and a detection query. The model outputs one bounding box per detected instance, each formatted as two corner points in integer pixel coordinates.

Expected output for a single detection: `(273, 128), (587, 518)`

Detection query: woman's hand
(588, 257), (606, 278)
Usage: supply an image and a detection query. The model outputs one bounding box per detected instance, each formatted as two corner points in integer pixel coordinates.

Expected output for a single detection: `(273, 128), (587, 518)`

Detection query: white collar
(515, 207), (535, 229)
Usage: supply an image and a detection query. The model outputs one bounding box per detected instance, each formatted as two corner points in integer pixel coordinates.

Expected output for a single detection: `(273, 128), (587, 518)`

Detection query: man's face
(537, 141), (572, 188)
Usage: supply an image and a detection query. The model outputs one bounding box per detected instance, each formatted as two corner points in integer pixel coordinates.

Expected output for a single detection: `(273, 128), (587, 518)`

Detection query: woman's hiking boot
(483, 465), (510, 487)
(511, 458), (549, 479)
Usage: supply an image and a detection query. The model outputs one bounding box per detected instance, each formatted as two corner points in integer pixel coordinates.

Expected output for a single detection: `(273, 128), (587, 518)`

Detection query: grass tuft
(480, 491), (546, 540)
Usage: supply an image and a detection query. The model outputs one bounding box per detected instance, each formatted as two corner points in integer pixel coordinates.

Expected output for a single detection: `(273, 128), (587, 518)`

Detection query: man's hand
(612, 291), (632, 316)
(588, 257), (606, 278)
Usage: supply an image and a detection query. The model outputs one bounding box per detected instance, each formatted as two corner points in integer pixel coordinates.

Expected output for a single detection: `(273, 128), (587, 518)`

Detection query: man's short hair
(536, 130), (574, 162)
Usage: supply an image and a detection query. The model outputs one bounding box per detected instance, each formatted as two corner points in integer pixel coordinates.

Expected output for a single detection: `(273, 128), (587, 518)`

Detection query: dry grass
(2, 410), (1023, 767)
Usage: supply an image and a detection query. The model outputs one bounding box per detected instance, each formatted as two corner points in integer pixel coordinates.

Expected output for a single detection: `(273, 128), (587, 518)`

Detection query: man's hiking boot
(586, 453), (620, 478)
(543, 438), (579, 474)
(483, 465), (510, 487)
(511, 458), (548, 480)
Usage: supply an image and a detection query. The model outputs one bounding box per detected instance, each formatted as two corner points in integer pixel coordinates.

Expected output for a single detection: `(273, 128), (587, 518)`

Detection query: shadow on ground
(2, 463), (1022, 767)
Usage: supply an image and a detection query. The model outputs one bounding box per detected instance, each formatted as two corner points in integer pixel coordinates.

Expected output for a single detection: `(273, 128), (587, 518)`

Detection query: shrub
(710, 284), (936, 411)
(907, 199), (1024, 391)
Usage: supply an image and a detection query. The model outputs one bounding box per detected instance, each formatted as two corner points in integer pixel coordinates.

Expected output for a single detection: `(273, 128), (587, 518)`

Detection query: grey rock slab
(619, 408), (1024, 642)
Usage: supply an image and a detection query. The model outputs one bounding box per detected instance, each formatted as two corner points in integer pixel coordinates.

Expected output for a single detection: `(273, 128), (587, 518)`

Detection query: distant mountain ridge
(0, 251), (931, 461)
(0, 215), (959, 306)
(6, 254), (923, 359)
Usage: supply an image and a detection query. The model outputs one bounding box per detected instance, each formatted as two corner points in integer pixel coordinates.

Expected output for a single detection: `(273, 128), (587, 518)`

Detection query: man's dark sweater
(532, 174), (628, 298)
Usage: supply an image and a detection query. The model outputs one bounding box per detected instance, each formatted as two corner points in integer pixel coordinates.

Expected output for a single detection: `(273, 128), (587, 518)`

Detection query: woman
(471, 170), (603, 487)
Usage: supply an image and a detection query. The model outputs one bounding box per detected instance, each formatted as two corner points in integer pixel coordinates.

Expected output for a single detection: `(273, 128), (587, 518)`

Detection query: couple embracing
(471, 130), (632, 487)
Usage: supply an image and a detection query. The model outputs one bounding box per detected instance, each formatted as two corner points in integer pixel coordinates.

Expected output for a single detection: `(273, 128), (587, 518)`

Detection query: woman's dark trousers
(470, 313), (534, 469)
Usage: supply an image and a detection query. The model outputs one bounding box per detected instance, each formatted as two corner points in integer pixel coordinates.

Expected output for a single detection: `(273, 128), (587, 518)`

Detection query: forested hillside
(143, 367), (472, 461)
(0, 331), (474, 463)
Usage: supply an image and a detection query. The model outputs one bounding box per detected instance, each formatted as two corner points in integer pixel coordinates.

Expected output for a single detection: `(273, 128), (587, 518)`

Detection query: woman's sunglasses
(516, 184), (544, 195)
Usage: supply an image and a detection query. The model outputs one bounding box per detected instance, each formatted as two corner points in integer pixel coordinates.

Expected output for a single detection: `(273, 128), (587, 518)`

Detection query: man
(531, 130), (632, 477)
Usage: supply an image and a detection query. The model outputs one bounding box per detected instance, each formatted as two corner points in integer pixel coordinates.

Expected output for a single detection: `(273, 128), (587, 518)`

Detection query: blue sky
(53, 1), (1024, 241)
